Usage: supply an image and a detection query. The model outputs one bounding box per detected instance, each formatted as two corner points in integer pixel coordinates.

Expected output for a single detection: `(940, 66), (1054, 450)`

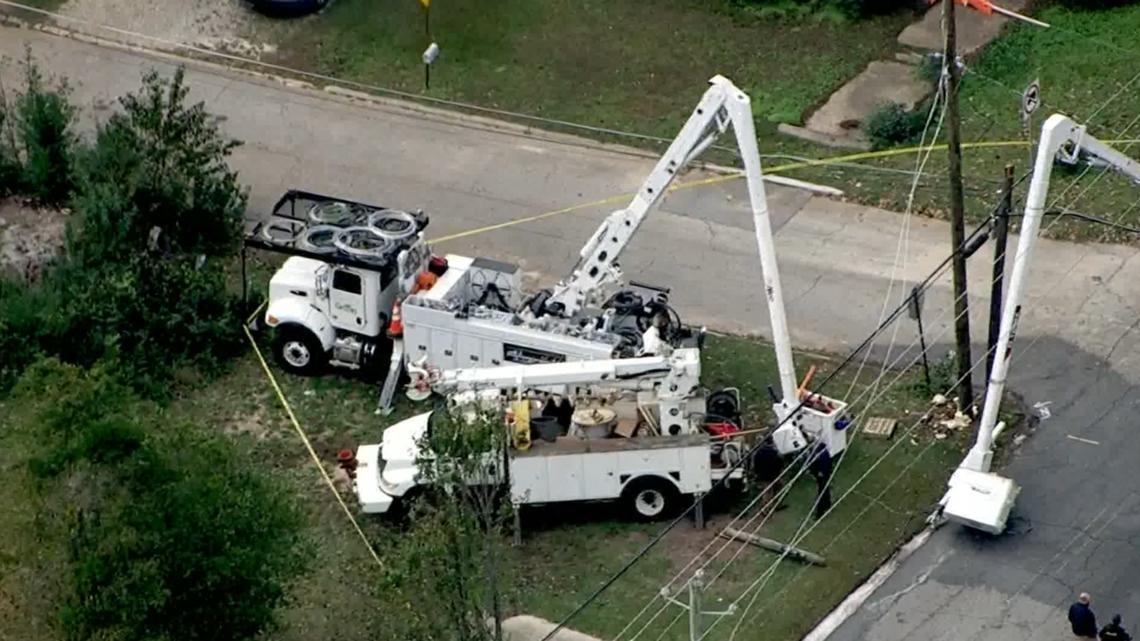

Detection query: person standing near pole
(807, 440), (833, 519)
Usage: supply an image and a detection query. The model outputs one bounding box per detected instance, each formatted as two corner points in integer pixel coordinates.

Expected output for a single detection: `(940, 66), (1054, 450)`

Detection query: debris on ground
(0, 198), (66, 282)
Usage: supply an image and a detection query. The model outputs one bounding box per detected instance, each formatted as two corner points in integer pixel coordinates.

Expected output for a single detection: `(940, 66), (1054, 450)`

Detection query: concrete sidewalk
(4, 26), (1140, 641)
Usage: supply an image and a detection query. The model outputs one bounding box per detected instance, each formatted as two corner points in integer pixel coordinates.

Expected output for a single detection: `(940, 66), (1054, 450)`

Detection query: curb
(0, 12), (844, 198)
(801, 526), (936, 641)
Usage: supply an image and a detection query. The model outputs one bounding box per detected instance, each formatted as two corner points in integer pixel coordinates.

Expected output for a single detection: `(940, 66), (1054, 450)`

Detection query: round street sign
(1022, 82), (1040, 117)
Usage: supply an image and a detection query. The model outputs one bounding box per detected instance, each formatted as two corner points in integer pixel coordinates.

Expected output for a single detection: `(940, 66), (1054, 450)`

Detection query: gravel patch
(52, 0), (277, 58)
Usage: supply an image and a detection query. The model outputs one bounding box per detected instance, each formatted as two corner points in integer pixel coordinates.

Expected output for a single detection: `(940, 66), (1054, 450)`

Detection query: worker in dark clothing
(1100, 614), (1132, 641)
(807, 441), (833, 519)
(1070, 593), (1098, 639)
(748, 436), (786, 514)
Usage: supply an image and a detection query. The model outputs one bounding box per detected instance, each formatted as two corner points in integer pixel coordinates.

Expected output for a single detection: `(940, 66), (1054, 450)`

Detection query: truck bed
(514, 434), (711, 458)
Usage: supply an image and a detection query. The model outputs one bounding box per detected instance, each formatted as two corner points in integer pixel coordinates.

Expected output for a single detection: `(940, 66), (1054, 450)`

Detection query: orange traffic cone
(387, 298), (404, 337)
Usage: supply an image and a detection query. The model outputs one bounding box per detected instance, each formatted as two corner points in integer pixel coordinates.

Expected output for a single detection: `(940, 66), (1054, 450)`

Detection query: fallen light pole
(937, 114), (1140, 534)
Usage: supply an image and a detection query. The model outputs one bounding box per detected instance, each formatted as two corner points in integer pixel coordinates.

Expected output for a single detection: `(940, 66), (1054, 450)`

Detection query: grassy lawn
(263, 0), (914, 132)
(784, 0), (1140, 241)
(253, 0), (1140, 243)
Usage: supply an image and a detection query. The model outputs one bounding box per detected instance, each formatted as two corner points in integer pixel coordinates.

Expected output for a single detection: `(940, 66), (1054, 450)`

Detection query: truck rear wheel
(622, 477), (680, 522)
(272, 326), (327, 376)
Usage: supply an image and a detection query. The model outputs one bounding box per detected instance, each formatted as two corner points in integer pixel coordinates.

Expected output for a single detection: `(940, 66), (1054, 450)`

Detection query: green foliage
(72, 67), (246, 263)
(0, 62), (248, 397)
(0, 52), (77, 203)
(15, 54), (76, 205)
(10, 360), (309, 641)
(383, 411), (515, 641)
(865, 102), (929, 150)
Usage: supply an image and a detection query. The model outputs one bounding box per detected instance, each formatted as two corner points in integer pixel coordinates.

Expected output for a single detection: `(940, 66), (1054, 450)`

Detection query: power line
(714, 110), (1140, 640)
(543, 181), (1013, 640)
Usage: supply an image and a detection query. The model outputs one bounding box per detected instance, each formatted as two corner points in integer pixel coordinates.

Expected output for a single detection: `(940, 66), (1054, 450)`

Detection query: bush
(0, 63), (248, 397)
(865, 101), (929, 150)
(10, 360), (310, 641)
(72, 67), (246, 264)
(0, 53), (77, 204)
(15, 56), (76, 205)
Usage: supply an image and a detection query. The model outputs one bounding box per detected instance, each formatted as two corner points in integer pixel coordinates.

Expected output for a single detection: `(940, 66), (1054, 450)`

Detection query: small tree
(14, 52), (77, 205)
(386, 410), (516, 641)
(72, 67), (246, 264)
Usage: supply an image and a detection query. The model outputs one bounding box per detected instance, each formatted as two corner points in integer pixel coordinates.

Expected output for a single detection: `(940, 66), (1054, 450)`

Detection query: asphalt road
(4, 24), (1140, 641)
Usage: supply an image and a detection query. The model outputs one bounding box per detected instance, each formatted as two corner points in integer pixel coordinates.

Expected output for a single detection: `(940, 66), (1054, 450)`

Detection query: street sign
(1022, 81), (1040, 117)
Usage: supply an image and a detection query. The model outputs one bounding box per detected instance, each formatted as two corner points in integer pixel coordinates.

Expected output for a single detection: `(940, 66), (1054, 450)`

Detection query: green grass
(263, 0), (914, 131)
(254, 0), (1140, 243)
(785, 1), (1140, 241)
(0, 332), (977, 641)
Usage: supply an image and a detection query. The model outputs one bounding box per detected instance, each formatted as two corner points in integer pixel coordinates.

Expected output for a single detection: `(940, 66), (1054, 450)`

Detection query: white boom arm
(966, 114), (1140, 474)
(941, 114), (1140, 535)
(545, 75), (800, 406)
(431, 347), (701, 400)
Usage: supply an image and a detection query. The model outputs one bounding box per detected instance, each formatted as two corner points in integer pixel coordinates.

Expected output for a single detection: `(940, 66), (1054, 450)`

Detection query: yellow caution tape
(430, 138), (1140, 245)
(242, 323), (385, 569)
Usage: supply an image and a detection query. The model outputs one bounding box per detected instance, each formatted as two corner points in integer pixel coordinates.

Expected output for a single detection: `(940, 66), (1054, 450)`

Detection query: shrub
(865, 101), (929, 150)
(10, 360), (310, 641)
(72, 67), (246, 264)
(14, 55), (76, 206)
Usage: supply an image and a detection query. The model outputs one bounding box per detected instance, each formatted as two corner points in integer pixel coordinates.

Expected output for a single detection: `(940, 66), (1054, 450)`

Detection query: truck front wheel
(272, 326), (327, 376)
(622, 477), (681, 522)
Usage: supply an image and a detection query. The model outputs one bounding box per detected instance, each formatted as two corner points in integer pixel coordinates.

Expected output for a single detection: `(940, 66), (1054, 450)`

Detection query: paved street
(4, 24), (1140, 641)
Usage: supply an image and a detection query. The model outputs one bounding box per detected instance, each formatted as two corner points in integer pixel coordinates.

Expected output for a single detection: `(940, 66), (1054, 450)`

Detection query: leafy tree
(71, 67), (246, 264)
(0, 52), (76, 202)
(384, 410), (516, 641)
(11, 359), (310, 641)
(15, 53), (77, 205)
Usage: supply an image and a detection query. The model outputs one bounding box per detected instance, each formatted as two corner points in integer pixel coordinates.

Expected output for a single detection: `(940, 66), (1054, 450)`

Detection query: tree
(0, 51), (77, 203)
(45, 66), (249, 393)
(72, 67), (246, 263)
(384, 410), (516, 641)
(12, 359), (310, 641)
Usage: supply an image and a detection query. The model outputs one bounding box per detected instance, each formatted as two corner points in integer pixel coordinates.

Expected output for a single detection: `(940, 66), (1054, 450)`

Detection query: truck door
(329, 268), (365, 330)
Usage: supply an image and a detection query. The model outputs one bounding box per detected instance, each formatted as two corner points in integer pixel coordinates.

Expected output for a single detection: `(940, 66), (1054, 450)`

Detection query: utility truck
(350, 347), (748, 520)
(249, 74), (852, 458)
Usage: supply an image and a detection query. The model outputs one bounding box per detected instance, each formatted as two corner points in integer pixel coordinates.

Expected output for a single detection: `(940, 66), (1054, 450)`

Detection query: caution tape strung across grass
(242, 312), (385, 570)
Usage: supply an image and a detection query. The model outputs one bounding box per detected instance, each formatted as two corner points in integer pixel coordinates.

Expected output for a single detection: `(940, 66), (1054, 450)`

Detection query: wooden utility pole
(943, 0), (975, 412)
(986, 165), (1014, 381)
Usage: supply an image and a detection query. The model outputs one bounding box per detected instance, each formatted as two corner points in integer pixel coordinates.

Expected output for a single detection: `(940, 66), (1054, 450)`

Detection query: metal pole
(688, 570), (705, 641)
(240, 244), (248, 316)
(943, 0), (975, 413)
(424, 64), (430, 90)
(986, 165), (1014, 380)
(913, 286), (932, 390)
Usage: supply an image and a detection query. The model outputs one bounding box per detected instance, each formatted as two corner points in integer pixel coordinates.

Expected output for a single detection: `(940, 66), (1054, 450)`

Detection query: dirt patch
(0, 198), (65, 282)
(53, 0), (276, 58)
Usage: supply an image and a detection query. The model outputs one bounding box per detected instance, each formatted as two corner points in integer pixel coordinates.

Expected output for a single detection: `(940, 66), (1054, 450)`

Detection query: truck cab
(245, 191), (431, 376)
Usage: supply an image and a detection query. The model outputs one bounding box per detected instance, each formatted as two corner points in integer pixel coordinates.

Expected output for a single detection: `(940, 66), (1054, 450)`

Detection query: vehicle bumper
(354, 444), (396, 514)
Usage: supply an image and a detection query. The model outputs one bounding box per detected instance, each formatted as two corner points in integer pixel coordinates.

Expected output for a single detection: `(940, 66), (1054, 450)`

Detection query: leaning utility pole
(943, 0), (975, 412)
(986, 165), (1015, 380)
